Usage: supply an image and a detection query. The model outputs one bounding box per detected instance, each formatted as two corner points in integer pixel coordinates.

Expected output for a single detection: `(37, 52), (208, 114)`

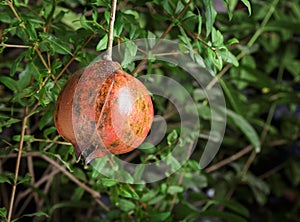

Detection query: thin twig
(14, 166), (60, 218)
(33, 138), (72, 145)
(5, 151), (110, 212)
(0, 43), (31, 48)
(104, 0), (118, 61)
(7, 107), (29, 222)
(205, 145), (253, 173)
(123, 150), (141, 162)
(169, 172), (185, 211)
(37, 164), (57, 211)
(241, 149), (257, 180)
(34, 46), (50, 72)
(241, 100), (276, 178)
(183, 26), (216, 51)
(7, 0), (23, 26)
(25, 126), (39, 206)
(259, 163), (285, 179)
(132, 0), (193, 74)
(41, 155), (98, 197)
(55, 34), (95, 81)
(206, 52), (243, 90)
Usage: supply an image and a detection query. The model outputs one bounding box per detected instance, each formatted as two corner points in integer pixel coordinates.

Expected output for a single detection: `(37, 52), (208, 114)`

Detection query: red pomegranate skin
(54, 70), (82, 153)
(54, 60), (154, 164)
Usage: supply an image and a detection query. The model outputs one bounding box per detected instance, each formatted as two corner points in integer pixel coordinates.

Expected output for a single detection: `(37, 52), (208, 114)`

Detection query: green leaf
(0, 174), (11, 184)
(43, 126), (57, 139)
(43, 151), (73, 173)
(121, 41), (137, 67)
(205, 47), (220, 72)
(197, 9), (202, 35)
(91, 156), (109, 178)
(193, 88), (206, 101)
(117, 198), (136, 212)
(239, 66), (275, 90)
(0, 207), (7, 218)
(218, 48), (239, 67)
(118, 170), (135, 184)
(213, 52), (223, 71)
(0, 116), (21, 133)
(40, 33), (72, 55)
(133, 164), (145, 181)
(43, 1), (55, 23)
(175, 1), (184, 15)
(141, 190), (159, 202)
(104, 10), (110, 24)
(96, 34), (108, 51)
(0, 76), (19, 92)
(0, 11), (11, 23)
(182, 173), (207, 190)
(150, 212), (171, 222)
(246, 173), (270, 205)
(226, 109), (261, 152)
(187, 160), (201, 171)
(39, 105), (54, 130)
(197, 104), (211, 120)
(9, 51), (27, 77)
(162, 0), (173, 15)
(286, 160), (300, 186)
(167, 185), (184, 195)
(101, 178), (118, 187)
(49, 200), (91, 216)
(72, 168), (86, 181)
(114, 18), (124, 36)
(122, 9), (139, 20)
(203, 0), (217, 37)
(12, 86), (36, 106)
(286, 60), (300, 78)
(220, 80), (245, 115)
(25, 211), (47, 220)
(17, 173), (32, 185)
(148, 195), (165, 205)
(23, 21), (38, 41)
(79, 16), (94, 31)
(198, 209), (248, 222)
(226, 38), (239, 46)
(212, 28), (224, 47)
(13, 135), (34, 143)
(92, 6), (98, 22)
(241, 0), (252, 15)
(178, 26), (193, 54)
(223, 0), (238, 20)
(212, 199), (249, 218)
(167, 129), (178, 146)
(119, 184), (139, 199)
(264, 20), (300, 34)
(71, 187), (84, 201)
(18, 65), (32, 90)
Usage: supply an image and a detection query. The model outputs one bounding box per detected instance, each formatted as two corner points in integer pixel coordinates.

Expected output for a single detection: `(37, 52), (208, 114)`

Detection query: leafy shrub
(0, 0), (299, 221)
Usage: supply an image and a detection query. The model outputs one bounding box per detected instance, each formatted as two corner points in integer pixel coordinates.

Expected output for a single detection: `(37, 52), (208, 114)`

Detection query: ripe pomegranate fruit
(54, 60), (154, 164)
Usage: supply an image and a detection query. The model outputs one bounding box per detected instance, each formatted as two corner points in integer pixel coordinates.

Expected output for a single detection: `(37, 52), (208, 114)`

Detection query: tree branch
(7, 107), (29, 222)
(205, 145), (253, 173)
(104, 0), (118, 61)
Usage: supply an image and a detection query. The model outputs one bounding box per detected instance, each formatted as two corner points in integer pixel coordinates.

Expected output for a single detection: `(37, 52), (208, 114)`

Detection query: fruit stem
(104, 0), (118, 61)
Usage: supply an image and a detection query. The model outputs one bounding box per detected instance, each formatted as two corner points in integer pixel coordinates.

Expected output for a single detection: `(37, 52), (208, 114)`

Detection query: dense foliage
(0, 0), (299, 221)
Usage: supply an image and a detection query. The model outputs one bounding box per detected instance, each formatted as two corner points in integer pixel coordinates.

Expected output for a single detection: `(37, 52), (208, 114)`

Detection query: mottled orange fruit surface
(54, 60), (154, 164)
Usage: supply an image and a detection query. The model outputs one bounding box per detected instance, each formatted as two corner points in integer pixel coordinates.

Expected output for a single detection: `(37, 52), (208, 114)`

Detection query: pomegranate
(54, 60), (154, 164)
